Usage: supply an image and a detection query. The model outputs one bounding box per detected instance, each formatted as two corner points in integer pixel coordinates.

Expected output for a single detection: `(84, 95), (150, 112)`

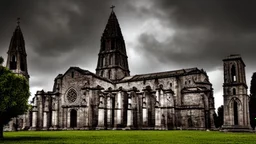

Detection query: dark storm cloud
(136, 0), (256, 71)
(0, 0), (141, 92)
(0, 0), (254, 108)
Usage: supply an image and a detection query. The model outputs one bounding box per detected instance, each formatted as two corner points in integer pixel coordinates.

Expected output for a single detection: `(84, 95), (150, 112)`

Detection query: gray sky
(0, 0), (256, 109)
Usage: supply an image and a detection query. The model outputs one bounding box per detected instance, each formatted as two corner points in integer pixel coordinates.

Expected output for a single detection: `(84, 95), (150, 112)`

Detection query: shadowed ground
(1, 130), (256, 144)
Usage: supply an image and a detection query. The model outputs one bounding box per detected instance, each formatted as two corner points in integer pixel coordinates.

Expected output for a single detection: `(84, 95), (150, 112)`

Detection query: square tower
(222, 54), (250, 131)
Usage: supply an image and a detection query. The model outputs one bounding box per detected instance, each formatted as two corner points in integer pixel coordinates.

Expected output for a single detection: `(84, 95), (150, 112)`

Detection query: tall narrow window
(71, 71), (74, 78)
(10, 55), (17, 70)
(233, 101), (238, 125)
(231, 65), (237, 82)
(109, 54), (113, 65)
(70, 109), (77, 128)
(233, 88), (236, 95)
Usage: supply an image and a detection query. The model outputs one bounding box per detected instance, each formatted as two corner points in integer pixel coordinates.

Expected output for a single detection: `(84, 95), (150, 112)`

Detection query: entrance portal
(70, 109), (77, 128)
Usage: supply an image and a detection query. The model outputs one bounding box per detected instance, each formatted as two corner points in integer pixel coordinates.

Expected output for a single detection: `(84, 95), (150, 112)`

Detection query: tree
(249, 73), (256, 130)
(213, 105), (223, 128)
(0, 57), (3, 66)
(0, 58), (30, 139)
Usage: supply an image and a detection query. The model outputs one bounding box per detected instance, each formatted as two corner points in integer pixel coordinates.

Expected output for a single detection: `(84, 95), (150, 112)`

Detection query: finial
(110, 5), (115, 11)
(17, 17), (20, 26)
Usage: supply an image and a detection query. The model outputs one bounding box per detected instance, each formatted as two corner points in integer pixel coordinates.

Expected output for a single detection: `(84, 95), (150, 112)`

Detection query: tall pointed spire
(96, 7), (130, 81)
(6, 18), (29, 80)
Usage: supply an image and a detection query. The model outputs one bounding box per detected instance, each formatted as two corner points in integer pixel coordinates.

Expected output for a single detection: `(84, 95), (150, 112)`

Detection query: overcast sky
(0, 0), (256, 109)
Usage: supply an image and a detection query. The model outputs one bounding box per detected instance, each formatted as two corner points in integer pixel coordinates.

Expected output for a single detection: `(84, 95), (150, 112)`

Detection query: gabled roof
(118, 68), (207, 83)
(56, 67), (113, 83)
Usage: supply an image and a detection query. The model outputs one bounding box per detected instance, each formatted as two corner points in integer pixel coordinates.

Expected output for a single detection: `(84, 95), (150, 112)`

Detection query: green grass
(1, 130), (256, 144)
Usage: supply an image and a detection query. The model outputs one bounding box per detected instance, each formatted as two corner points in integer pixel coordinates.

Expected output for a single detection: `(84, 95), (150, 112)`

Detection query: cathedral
(4, 9), (215, 130)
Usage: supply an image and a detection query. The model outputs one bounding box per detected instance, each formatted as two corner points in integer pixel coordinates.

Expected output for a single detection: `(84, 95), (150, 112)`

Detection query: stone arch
(228, 98), (242, 125)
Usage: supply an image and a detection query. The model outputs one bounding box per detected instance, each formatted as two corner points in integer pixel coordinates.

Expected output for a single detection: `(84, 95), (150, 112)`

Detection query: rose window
(67, 89), (77, 103)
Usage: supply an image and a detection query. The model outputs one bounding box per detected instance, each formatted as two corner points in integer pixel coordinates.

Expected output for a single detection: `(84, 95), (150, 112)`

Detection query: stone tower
(96, 9), (130, 81)
(222, 54), (250, 131)
(6, 18), (29, 80)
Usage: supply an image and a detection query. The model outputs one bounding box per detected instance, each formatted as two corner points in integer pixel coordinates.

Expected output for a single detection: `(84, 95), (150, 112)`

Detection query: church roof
(58, 67), (113, 83)
(8, 21), (26, 54)
(118, 68), (207, 83)
(102, 10), (123, 38)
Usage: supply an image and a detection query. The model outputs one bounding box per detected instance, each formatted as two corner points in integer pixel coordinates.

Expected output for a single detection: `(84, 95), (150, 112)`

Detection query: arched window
(233, 88), (236, 95)
(71, 71), (74, 78)
(231, 65), (237, 82)
(20, 57), (25, 71)
(170, 83), (172, 88)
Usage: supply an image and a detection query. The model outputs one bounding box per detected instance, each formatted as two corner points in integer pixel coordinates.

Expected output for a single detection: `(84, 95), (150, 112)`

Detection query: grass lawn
(1, 130), (256, 144)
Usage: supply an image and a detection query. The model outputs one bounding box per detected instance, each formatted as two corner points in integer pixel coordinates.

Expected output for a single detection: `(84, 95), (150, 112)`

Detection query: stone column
(43, 97), (49, 130)
(97, 94), (105, 129)
(51, 95), (58, 130)
(31, 107), (38, 130)
(155, 88), (162, 129)
(43, 112), (48, 129)
(114, 91), (122, 129)
(125, 94), (133, 129)
(67, 108), (71, 128)
(106, 93), (113, 129)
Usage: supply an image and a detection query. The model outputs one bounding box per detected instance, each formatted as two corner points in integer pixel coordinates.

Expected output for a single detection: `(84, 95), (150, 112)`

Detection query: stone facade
(4, 10), (215, 131)
(222, 54), (250, 131)
(28, 10), (215, 130)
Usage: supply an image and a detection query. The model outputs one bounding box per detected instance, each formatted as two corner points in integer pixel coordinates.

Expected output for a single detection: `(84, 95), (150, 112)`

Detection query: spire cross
(110, 5), (115, 11)
(17, 18), (20, 26)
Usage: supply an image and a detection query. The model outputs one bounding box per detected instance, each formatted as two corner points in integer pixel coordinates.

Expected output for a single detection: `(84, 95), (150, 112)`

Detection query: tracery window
(67, 89), (77, 103)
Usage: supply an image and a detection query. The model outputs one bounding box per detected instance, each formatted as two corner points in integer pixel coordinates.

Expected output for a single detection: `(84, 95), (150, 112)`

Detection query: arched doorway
(233, 101), (238, 125)
(70, 109), (77, 128)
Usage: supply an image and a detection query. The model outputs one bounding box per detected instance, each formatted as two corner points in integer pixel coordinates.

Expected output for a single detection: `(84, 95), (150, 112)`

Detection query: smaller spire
(110, 5), (115, 11)
(17, 17), (20, 26)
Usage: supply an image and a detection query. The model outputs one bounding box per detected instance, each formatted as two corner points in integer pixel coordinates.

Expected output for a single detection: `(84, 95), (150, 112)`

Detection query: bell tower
(96, 6), (130, 81)
(6, 18), (29, 80)
(222, 54), (250, 131)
